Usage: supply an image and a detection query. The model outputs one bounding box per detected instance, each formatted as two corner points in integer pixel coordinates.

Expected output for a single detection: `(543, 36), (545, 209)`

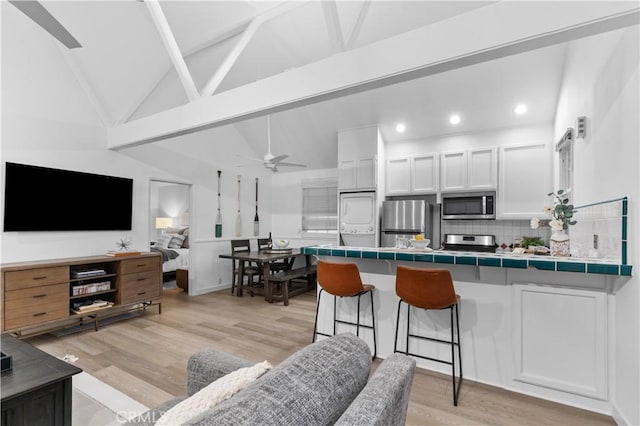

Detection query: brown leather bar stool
(312, 261), (377, 359)
(393, 266), (462, 406)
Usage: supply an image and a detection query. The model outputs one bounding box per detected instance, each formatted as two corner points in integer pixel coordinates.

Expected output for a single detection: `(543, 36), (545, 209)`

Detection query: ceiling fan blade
(270, 154), (288, 163)
(10, 1), (82, 49)
(275, 162), (307, 168)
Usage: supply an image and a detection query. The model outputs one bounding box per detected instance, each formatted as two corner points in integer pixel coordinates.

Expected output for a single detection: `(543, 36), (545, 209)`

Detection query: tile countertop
(300, 246), (633, 277)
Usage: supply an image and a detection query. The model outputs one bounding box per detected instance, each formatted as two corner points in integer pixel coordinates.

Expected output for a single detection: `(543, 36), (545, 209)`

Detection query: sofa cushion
(155, 361), (271, 426)
(189, 333), (372, 425)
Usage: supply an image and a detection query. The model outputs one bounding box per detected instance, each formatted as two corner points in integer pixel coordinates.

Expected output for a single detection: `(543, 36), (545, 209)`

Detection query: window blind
(301, 178), (337, 234)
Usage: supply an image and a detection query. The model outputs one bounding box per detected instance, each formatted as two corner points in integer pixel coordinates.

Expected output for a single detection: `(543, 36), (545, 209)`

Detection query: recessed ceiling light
(449, 114), (461, 125)
(514, 104), (528, 115)
(395, 123), (406, 133)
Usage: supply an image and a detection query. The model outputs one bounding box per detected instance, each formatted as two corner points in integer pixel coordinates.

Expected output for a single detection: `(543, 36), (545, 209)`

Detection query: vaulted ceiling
(8, 1), (639, 171)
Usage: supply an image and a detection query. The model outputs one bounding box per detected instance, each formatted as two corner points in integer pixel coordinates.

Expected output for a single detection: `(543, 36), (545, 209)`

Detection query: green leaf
(569, 220), (577, 225)
(562, 198), (569, 204)
(557, 189), (564, 195)
(547, 192), (554, 196)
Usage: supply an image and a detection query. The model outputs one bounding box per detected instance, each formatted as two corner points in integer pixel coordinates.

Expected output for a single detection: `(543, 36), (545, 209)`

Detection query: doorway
(149, 179), (192, 291)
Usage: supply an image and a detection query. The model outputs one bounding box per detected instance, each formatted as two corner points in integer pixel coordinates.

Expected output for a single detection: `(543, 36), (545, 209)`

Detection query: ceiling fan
(239, 116), (307, 173)
(10, 0), (82, 49)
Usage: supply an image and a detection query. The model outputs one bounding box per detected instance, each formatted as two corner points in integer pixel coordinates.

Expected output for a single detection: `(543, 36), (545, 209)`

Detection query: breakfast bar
(305, 245), (632, 415)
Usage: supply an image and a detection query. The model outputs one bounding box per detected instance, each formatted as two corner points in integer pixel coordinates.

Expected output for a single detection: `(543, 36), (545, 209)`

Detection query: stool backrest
(317, 261), (364, 297)
(395, 266), (457, 309)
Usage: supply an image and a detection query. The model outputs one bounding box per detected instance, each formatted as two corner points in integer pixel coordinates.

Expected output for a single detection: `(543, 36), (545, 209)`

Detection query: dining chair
(230, 239), (260, 296)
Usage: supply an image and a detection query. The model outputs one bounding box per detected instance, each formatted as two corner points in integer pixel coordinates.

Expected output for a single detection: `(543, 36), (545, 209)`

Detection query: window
(556, 128), (574, 194)
(301, 178), (338, 237)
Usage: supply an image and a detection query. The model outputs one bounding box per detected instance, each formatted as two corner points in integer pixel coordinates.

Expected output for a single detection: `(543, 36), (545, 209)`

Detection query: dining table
(218, 249), (315, 302)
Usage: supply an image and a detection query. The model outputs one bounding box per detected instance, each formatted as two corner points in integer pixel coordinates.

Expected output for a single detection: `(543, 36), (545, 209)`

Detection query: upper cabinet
(386, 153), (438, 195)
(441, 147), (497, 192)
(498, 141), (551, 219)
(338, 127), (377, 191)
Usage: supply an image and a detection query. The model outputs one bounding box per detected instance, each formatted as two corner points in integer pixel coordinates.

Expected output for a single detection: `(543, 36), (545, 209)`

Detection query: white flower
(530, 218), (540, 229)
(543, 206), (553, 214)
(549, 219), (564, 232)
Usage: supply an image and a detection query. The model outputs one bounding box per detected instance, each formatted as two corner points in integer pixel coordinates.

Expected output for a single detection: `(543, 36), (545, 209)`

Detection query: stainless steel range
(443, 234), (497, 253)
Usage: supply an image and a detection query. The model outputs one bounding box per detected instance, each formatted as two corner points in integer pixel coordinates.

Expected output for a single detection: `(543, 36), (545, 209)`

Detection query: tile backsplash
(441, 197), (628, 263)
(569, 198), (627, 263)
(441, 219), (549, 249)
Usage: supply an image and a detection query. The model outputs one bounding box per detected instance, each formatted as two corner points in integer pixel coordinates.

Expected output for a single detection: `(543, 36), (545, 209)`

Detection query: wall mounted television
(3, 162), (133, 232)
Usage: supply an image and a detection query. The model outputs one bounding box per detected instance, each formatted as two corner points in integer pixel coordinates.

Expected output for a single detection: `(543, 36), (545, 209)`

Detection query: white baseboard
(73, 372), (149, 421)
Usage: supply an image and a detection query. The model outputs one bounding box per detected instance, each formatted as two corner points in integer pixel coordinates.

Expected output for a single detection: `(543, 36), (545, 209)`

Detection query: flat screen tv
(3, 162), (133, 232)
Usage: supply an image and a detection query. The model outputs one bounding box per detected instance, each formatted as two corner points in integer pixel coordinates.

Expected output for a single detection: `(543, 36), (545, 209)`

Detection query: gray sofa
(126, 333), (416, 425)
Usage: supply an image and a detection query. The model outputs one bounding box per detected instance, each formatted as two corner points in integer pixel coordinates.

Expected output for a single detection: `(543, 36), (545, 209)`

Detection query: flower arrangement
(530, 189), (577, 232)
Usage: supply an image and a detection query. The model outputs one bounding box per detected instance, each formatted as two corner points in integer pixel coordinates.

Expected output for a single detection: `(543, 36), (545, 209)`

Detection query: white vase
(550, 230), (570, 257)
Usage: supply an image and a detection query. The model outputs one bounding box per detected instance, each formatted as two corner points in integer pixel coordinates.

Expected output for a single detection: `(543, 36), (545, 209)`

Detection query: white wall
(0, 4), (180, 262)
(554, 26), (640, 425)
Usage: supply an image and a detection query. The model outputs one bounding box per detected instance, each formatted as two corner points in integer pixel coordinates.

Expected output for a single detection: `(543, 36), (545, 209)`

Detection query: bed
(151, 227), (189, 280)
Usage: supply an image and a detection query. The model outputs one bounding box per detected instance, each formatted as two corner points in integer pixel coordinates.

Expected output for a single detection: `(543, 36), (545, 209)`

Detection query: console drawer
(4, 285), (68, 330)
(120, 257), (160, 274)
(119, 271), (160, 304)
(4, 266), (68, 291)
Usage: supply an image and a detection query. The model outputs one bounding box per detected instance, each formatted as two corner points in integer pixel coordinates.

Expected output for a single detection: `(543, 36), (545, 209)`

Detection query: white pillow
(155, 360), (272, 426)
(168, 234), (186, 249)
(156, 234), (173, 249)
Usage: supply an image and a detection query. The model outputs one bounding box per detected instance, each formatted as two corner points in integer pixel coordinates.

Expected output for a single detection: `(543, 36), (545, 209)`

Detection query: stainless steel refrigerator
(381, 200), (433, 247)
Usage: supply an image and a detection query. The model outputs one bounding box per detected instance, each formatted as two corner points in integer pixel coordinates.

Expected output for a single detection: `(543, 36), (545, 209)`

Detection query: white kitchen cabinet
(338, 127), (377, 191)
(385, 153), (438, 195)
(412, 153), (439, 193)
(468, 147), (497, 189)
(498, 141), (550, 218)
(441, 147), (496, 192)
(511, 284), (607, 400)
(385, 157), (411, 195)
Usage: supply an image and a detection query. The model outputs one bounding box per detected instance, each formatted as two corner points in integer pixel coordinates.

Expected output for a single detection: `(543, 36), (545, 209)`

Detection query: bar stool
(312, 261), (377, 359)
(393, 266), (462, 406)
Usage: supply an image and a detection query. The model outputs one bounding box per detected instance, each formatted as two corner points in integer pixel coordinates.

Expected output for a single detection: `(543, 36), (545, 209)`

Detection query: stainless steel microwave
(441, 192), (496, 220)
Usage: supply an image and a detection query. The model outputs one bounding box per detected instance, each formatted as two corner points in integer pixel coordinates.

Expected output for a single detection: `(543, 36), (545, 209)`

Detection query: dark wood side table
(1, 334), (82, 426)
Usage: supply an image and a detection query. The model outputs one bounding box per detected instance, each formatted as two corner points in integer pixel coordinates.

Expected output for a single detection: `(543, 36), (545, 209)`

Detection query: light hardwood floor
(27, 287), (614, 425)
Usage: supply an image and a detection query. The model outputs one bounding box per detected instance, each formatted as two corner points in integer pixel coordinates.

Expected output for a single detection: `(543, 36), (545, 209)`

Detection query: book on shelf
(71, 300), (113, 314)
(71, 269), (106, 278)
(106, 250), (141, 257)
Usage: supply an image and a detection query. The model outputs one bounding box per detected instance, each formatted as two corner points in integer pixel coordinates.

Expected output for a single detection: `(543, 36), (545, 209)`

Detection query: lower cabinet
(511, 283), (607, 399)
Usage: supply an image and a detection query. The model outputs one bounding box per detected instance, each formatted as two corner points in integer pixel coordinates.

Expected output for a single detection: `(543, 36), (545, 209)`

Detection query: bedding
(152, 227), (190, 274)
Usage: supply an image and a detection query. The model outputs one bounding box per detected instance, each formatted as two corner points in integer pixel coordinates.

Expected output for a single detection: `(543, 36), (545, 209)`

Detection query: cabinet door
(468, 147), (497, 189)
(386, 157), (411, 195)
(512, 284), (606, 399)
(356, 157), (376, 190)
(412, 153), (438, 193)
(441, 151), (467, 191)
(338, 159), (356, 190)
(498, 142), (550, 218)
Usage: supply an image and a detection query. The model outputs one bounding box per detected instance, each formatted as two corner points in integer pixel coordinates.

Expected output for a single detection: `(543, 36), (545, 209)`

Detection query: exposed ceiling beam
(201, 18), (262, 96)
(346, 0), (371, 50)
(322, 0), (346, 53)
(108, 3), (639, 150)
(145, 0), (199, 102)
(10, 0), (82, 49)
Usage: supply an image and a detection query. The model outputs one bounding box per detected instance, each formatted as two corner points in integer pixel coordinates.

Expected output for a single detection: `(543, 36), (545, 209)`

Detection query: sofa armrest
(186, 348), (252, 396)
(335, 353), (416, 426)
